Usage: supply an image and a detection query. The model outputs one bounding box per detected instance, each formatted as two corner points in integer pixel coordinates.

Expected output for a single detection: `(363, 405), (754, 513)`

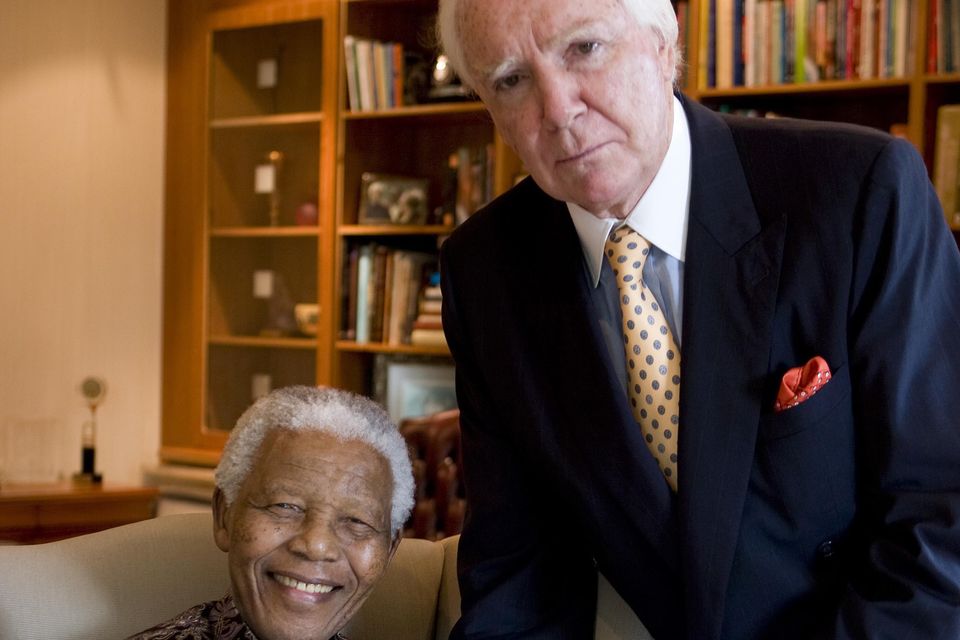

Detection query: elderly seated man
(129, 385), (414, 640)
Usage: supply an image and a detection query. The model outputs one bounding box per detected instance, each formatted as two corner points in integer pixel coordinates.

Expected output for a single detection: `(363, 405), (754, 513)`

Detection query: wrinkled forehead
(457, 0), (628, 77)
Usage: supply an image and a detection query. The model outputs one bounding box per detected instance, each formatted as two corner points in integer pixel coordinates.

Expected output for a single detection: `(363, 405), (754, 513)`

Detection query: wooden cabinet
(162, 0), (519, 462)
(0, 483), (158, 544)
(163, 0), (340, 464)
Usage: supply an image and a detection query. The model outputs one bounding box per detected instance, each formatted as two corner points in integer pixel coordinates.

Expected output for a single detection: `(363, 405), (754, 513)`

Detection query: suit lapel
(676, 97), (786, 640)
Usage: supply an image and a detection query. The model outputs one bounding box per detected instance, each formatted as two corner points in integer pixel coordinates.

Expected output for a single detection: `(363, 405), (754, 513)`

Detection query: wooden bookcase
(162, 0), (340, 465)
(331, 0), (522, 398)
(162, 0), (955, 465)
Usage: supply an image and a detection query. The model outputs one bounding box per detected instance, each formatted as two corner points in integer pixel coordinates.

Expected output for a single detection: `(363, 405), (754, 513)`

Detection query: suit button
(817, 539), (835, 559)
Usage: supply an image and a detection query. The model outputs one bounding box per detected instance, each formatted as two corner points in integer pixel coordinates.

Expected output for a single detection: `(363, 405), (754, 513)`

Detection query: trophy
(74, 376), (106, 484)
(253, 150), (285, 226)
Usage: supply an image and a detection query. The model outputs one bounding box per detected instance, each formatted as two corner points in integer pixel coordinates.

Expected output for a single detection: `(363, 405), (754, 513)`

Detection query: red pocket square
(774, 356), (832, 413)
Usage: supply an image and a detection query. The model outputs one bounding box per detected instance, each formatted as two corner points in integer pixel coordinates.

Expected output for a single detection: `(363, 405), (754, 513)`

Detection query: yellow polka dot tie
(604, 226), (680, 491)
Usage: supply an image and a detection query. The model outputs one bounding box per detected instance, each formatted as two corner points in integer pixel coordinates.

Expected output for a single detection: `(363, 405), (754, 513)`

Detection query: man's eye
(575, 41), (600, 55)
(343, 516), (377, 536)
(268, 503), (302, 515)
(494, 73), (522, 92)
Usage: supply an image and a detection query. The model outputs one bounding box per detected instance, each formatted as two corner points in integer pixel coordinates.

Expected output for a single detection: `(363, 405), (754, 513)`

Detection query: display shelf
(162, 0), (339, 464)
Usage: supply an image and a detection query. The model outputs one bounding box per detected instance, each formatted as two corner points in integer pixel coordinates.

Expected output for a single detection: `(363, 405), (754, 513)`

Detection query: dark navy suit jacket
(440, 95), (960, 639)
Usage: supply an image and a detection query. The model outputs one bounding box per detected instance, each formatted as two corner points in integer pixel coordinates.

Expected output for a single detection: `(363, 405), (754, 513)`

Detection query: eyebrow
(478, 16), (609, 85)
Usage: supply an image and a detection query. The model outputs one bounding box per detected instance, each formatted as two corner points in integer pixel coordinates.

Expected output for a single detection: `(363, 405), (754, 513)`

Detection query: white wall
(0, 0), (167, 485)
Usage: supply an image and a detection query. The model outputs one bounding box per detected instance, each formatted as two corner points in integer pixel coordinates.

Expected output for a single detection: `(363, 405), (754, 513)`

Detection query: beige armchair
(0, 512), (650, 639)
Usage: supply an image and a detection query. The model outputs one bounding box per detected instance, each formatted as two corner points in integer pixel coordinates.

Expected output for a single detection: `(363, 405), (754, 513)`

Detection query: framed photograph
(358, 172), (429, 225)
(374, 354), (457, 422)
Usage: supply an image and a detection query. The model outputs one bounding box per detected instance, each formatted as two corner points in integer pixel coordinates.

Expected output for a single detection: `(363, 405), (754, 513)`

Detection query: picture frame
(358, 172), (429, 225)
(373, 354), (457, 422)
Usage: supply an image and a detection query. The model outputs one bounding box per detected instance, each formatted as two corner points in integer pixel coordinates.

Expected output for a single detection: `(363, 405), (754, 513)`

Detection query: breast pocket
(760, 364), (851, 441)
(753, 364), (856, 531)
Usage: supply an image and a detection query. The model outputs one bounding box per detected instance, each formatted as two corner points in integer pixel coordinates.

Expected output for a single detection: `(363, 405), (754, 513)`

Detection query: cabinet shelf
(926, 73), (960, 85)
(697, 77), (911, 99)
(210, 226), (320, 238)
(210, 112), (325, 129)
(343, 101), (485, 120)
(338, 224), (454, 237)
(208, 334), (318, 349)
(336, 340), (449, 357)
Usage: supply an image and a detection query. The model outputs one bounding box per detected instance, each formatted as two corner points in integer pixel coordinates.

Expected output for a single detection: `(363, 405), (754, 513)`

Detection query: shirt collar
(568, 95), (691, 287)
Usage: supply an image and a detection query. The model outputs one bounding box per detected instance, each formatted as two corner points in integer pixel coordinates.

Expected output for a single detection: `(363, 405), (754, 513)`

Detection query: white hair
(436, 0), (682, 89)
(215, 385), (414, 536)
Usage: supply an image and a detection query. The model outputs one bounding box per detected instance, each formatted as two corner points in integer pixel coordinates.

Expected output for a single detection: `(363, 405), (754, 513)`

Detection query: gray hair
(214, 385), (414, 536)
(436, 0), (682, 89)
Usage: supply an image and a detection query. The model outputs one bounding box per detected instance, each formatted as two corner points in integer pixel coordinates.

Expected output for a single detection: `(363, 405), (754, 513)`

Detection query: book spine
(355, 244), (372, 343)
(343, 35), (361, 111)
(392, 43), (405, 107)
(342, 245), (358, 340)
(355, 39), (375, 112)
(716, 0), (734, 88)
(734, 0), (745, 85)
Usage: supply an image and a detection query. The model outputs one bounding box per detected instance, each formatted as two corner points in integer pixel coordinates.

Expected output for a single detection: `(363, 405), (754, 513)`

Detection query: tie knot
(604, 226), (651, 281)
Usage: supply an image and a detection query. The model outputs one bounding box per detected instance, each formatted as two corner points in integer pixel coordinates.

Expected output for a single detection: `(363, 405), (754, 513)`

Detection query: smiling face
(214, 429), (397, 640)
(458, 0), (675, 219)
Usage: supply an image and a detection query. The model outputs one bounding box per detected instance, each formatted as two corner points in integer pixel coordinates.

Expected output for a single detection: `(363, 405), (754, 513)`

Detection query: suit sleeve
(832, 137), (960, 638)
(440, 239), (598, 639)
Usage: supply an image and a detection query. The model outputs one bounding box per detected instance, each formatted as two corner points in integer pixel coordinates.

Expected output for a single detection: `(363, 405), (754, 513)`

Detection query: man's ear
(212, 487), (231, 552)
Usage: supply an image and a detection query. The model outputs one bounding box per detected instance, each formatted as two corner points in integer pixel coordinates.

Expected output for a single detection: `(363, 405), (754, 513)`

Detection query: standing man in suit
(436, 0), (960, 638)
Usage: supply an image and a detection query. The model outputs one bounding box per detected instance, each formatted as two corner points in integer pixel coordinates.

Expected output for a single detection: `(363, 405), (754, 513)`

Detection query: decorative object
(294, 303), (319, 336)
(259, 273), (297, 337)
(374, 355), (457, 422)
(74, 376), (106, 484)
(358, 172), (429, 225)
(254, 150), (285, 226)
(251, 373), (272, 401)
(295, 198), (318, 226)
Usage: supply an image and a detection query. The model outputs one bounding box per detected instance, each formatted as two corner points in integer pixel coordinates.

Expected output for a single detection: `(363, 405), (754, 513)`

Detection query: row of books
(340, 244), (438, 345)
(928, 0), (960, 73)
(694, 0), (916, 89)
(343, 35), (405, 112)
(934, 104), (960, 229)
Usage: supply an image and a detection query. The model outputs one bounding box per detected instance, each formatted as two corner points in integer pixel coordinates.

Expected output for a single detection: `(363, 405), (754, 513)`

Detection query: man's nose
(537, 69), (584, 131)
(288, 514), (341, 561)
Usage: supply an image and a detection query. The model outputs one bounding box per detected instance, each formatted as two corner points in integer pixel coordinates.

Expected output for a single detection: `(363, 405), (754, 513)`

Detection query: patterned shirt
(126, 593), (347, 640)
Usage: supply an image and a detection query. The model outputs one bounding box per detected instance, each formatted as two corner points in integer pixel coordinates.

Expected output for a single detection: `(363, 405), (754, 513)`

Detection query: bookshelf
(162, 0), (956, 465)
(331, 0), (522, 397)
(162, 0), (340, 464)
(677, 0), (960, 230)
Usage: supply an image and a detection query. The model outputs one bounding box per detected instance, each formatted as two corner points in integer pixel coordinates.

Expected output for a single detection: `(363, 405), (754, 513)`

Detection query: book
(369, 245), (388, 342)
(385, 250), (408, 345)
(412, 315), (443, 330)
(410, 328), (448, 348)
(374, 41), (397, 109)
(354, 38), (376, 112)
(933, 104), (960, 228)
(419, 298), (442, 315)
(715, 0), (734, 88)
(343, 36), (361, 111)
(342, 245), (359, 340)
(391, 42), (405, 107)
(355, 244), (373, 343)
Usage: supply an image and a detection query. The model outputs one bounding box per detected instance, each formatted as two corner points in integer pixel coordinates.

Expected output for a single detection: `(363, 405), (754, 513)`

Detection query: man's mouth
(559, 142), (608, 164)
(274, 573), (336, 594)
